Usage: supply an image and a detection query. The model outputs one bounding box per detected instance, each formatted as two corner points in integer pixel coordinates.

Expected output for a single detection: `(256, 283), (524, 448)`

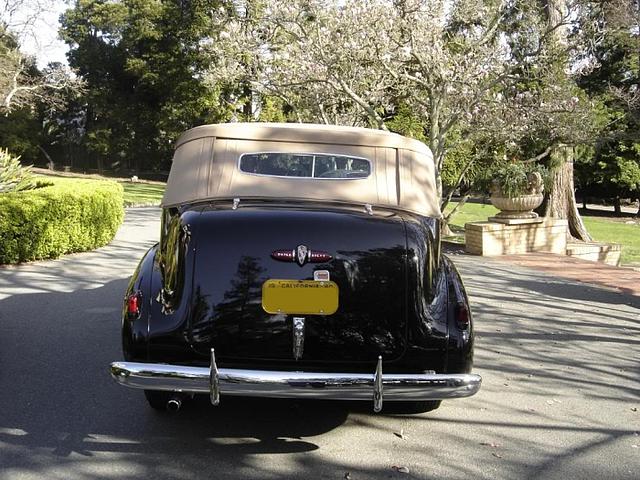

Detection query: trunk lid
(188, 204), (408, 365)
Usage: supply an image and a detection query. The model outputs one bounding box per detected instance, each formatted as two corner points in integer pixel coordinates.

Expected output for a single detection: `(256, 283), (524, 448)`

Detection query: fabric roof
(162, 123), (440, 218)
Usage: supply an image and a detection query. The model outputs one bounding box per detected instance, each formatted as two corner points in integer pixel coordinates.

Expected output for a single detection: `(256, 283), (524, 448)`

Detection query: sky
(2, 0), (70, 67)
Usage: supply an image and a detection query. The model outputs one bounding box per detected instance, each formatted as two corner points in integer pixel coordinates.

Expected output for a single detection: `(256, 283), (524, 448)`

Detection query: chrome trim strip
(110, 362), (482, 404)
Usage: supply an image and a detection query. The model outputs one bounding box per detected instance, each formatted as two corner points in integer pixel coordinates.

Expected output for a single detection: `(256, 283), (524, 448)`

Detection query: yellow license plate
(262, 279), (339, 315)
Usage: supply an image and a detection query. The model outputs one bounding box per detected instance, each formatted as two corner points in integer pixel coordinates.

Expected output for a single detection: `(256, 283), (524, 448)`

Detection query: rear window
(239, 152), (371, 179)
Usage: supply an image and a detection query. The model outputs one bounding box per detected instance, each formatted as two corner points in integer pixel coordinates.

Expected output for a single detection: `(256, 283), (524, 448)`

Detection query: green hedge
(0, 180), (124, 264)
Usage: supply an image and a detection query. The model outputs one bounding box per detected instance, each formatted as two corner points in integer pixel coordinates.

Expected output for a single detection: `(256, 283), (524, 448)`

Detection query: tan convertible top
(162, 123), (440, 218)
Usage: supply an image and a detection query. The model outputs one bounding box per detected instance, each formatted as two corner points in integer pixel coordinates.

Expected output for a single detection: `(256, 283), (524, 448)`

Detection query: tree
(208, 0), (394, 126)
(60, 0), (229, 173)
(1, 1), (81, 115)
(576, 0), (640, 216)
(1, 1), (83, 172)
(528, 0), (592, 241)
(208, 0), (598, 230)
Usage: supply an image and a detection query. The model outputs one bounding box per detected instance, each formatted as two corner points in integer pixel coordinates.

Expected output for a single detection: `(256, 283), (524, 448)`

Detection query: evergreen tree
(60, 0), (229, 173)
(576, 0), (640, 215)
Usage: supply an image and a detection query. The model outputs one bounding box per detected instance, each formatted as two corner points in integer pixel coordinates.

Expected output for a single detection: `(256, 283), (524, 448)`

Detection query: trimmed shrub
(0, 180), (124, 264)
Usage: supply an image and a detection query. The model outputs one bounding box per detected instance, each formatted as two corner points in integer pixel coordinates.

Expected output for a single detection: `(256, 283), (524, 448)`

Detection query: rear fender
(122, 244), (157, 361)
(443, 255), (474, 373)
(146, 208), (200, 363)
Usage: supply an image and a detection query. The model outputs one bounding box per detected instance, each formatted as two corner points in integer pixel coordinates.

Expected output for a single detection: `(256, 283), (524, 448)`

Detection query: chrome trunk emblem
(292, 317), (305, 360)
(295, 245), (308, 266)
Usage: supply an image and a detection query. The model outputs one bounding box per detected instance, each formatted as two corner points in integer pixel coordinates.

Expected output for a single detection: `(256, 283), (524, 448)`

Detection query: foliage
(438, 129), (497, 195)
(485, 161), (550, 198)
(385, 103), (427, 143)
(257, 96), (288, 123)
(578, 140), (640, 198)
(0, 179), (124, 263)
(0, 106), (43, 162)
(0, 147), (36, 192)
(1, 5), (83, 170)
(574, 0), (640, 204)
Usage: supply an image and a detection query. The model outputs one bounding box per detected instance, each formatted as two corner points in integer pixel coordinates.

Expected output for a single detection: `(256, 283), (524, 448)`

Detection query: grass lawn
(445, 201), (499, 231)
(35, 173), (165, 207)
(581, 217), (640, 266)
(444, 200), (640, 266)
(119, 182), (166, 207)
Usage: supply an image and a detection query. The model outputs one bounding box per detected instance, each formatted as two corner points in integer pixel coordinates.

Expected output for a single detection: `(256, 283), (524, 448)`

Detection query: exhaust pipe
(166, 395), (183, 412)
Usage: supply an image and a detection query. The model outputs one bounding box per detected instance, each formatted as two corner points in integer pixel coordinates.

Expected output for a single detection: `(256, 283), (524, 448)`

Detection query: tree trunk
(543, 145), (592, 241)
(613, 197), (621, 215)
(37, 145), (54, 170)
(243, 82), (253, 118)
(441, 221), (453, 237)
(539, 2), (591, 241)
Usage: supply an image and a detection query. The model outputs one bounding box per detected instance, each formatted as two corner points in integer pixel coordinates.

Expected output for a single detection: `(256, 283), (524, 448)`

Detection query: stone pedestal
(465, 219), (568, 256)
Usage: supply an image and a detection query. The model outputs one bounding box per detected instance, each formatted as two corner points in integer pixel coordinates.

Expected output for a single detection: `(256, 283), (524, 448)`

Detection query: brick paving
(494, 252), (640, 297)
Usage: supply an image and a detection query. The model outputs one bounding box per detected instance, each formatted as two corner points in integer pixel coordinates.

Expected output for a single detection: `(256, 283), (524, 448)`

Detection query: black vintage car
(110, 123), (481, 413)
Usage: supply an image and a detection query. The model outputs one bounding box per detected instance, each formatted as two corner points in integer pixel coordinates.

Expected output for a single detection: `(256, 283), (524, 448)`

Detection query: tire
(144, 390), (173, 411)
(383, 400), (441, 414)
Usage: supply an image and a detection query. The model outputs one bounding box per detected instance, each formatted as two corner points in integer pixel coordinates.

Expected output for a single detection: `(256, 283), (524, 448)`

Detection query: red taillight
(126, 292), (141, 319)
(456, 303), (469, 330)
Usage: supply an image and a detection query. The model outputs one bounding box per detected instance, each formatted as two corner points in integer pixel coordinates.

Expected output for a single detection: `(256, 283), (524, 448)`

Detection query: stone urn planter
(490, 192), (544, 219)
(490, 171), (544, 221)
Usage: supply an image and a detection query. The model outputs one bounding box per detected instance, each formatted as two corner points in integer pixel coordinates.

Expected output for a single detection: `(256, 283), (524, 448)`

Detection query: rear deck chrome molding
(110, 357), (481, 412)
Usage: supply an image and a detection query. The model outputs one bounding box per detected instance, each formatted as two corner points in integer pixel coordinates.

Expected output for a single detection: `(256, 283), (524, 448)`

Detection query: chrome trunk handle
(292, 317), (305, 361)
(209, 348), (220, 406)
(373, 356), (383, 413)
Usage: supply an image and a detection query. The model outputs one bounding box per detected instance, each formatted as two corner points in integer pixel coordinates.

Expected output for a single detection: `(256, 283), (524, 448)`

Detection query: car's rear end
(113, 201), (479, 412)
(110, 123), (480, 412)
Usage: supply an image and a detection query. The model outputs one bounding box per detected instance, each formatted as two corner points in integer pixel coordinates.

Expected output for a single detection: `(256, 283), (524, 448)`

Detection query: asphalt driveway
(0, 208), (638, 479)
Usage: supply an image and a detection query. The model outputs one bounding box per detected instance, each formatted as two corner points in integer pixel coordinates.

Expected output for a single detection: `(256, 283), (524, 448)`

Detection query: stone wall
(566, 242), (621, 266)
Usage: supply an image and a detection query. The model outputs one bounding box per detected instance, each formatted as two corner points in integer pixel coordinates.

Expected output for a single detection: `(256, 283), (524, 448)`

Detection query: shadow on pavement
(0, 236), (637, 479)
(0, 280), (363, 478)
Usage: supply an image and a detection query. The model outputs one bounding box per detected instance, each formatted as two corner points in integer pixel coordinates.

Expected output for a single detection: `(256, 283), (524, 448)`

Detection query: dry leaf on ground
(391, 465), (410, 474)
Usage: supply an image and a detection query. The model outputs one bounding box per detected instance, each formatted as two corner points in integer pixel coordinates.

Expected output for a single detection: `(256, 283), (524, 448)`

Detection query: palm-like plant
(0, 148), (36, 193)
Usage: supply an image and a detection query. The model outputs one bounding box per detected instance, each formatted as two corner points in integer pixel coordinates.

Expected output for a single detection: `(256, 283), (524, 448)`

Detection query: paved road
(0, 208), (638, 480)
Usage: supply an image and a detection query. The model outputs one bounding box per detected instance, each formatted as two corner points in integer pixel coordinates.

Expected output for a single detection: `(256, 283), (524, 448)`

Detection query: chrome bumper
(110, 349), (481, 412)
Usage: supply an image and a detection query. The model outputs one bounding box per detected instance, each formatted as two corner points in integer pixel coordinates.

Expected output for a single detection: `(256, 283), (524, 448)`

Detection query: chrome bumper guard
(110, 349), (481, 412)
